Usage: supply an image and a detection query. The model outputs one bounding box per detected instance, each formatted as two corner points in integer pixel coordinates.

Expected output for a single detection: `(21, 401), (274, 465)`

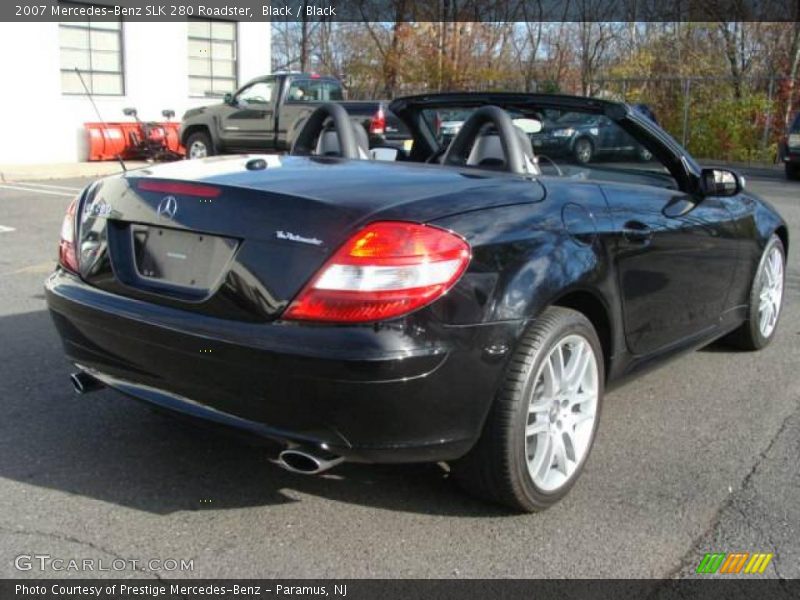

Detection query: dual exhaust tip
(68, 372), (343, 475)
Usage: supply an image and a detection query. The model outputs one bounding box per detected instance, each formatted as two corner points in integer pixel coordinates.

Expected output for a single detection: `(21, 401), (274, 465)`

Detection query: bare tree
(358, 0), (409, 97)
(784, 19), (800, 126)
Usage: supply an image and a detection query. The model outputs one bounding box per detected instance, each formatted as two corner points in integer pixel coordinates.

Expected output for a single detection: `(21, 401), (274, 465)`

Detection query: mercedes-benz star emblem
(157, 195), (178, 220)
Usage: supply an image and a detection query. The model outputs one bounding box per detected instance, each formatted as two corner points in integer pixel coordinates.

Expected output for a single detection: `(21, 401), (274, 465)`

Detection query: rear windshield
(554, 111), (596, 125)
(286, 79), (343, 102)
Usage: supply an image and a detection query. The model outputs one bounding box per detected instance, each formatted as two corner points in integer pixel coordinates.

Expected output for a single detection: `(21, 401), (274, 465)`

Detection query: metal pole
(681, 78), (691, 148)
(762, 76), (775, 157)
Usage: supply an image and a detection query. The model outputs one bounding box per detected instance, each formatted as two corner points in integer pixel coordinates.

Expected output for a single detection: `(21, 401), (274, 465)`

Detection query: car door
(220, 79), (276, 150)
(595, 116), (622, 152)
(597, 115), (633, 155)
(606, 180), (740, 356)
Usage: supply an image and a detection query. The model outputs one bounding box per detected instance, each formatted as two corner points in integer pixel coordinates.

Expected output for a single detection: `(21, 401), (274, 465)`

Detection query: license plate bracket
(131, 224), (237, 293)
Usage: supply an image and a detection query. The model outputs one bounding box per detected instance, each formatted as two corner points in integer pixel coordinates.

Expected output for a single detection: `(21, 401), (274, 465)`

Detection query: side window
(236, 81), (273, 106)
(791, 114), (800, 134)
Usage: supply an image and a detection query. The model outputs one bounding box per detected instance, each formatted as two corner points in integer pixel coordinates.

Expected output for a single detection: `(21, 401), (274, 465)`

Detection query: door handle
(622, 220), (652, 244)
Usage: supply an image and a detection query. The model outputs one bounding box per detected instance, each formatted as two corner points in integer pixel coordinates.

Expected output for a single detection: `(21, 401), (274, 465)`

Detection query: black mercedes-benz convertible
(46, 93), (787, 512)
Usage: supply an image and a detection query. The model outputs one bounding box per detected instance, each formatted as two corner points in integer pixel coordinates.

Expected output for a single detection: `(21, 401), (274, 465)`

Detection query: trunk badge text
(157, 195), (178, 220)
(88, 200), (112, 217)
(276, 231), (323, 246)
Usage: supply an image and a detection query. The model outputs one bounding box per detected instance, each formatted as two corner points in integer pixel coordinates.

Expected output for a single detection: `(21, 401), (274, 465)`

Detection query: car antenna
(74, 67), (127, 172)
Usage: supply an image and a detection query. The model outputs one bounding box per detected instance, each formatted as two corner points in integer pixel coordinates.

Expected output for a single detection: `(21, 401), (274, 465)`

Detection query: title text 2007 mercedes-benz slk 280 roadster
(46, 93), (787, 512)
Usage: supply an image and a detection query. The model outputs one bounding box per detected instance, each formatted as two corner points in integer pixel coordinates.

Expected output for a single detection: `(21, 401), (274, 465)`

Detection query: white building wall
(0, 21), (270, 164)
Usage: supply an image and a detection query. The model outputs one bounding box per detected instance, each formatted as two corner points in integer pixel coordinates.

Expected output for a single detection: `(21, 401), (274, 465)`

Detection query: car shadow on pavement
(0, 310), (509, 518)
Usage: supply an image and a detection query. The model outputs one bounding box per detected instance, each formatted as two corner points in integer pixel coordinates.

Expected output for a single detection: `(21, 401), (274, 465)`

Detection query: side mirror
(369, 147), (400, 162)
(223, 93), (233, 105)
(161, 109), (175, 120)
(701, 168), (744, 197)
(122, 107), (137, 117)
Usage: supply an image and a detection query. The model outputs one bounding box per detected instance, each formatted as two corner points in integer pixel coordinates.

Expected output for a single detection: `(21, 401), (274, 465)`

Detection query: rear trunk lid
(77, 155), (543, 321)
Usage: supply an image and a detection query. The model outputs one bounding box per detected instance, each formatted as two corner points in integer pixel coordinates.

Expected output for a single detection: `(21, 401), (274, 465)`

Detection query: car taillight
(369, 107), (386, 135)
(283, 221), (471, 323)
(58, 198), (79, 273)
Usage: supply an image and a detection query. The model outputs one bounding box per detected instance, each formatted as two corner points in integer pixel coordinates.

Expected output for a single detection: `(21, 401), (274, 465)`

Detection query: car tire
(786, 163), (800, 181)
(185, 131), (214, 159)
(727, 234), (786, 351)
(573, 138), (594, 164)
(451, 306), (604, 512)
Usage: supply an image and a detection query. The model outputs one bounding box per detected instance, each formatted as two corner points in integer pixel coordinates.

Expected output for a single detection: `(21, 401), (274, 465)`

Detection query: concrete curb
(0, 161), (151, 182)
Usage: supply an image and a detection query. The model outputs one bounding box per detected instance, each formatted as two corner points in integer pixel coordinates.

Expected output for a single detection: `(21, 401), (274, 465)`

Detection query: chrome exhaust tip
(277, 447), (345, 475)
(70, 371), (105, 394)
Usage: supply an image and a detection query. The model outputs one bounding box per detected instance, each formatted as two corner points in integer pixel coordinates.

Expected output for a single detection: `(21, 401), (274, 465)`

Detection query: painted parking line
(0, 184), (75, 197)
(15, 182), (83, 192)
(0, 261), (55, 276)
(0, 225), (15, 233)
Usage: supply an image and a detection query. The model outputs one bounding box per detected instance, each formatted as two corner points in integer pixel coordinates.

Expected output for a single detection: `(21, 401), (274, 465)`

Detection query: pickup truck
(179, 72), (410, 158)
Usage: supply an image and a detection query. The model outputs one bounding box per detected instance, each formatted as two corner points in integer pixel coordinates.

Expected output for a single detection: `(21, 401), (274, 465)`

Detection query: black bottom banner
(3, 579), (799, 600)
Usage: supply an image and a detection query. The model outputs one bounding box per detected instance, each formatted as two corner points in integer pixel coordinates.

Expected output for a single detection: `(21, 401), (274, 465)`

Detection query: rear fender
(429, 179), (621, 361)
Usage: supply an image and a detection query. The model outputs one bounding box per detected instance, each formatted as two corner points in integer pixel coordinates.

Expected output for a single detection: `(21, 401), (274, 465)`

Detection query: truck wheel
(786, 163), (800, 181)
(573, 138), (594, 164)
(451, 307), (604, 512)
(185, 131), (214, 159)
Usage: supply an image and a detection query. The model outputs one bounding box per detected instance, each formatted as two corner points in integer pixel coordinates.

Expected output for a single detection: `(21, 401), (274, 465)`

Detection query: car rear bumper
(45, 270), (519, 463)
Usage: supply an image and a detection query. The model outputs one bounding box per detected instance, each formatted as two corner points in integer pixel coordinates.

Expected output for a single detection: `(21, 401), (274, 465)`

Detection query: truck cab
(180, 72), (408, 158)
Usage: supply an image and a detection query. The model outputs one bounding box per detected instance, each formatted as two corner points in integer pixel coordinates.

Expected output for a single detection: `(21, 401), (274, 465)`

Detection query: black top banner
(4, 579), (800, 600)
(5, 0), (800, 22)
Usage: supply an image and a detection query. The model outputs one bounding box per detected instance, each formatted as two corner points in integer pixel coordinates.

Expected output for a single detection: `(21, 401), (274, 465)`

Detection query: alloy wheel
(758, 245), (784, 338)
(189, 141), (208, 159)
(525, 334), (599, 492)
(574, 139), (592, 164)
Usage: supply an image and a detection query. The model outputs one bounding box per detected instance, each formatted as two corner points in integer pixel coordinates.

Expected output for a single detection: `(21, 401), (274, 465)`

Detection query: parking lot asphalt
(0, 173), (797, 579)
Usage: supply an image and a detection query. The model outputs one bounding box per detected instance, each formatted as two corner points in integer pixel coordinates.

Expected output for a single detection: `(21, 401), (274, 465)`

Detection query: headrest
(465, 124), (537, 171)
(315, 122), (369, 159)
